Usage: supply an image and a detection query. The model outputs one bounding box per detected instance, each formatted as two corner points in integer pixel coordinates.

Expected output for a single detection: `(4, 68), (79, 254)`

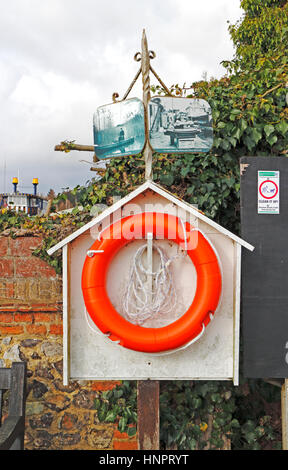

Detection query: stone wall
(0, 234), (138, 450)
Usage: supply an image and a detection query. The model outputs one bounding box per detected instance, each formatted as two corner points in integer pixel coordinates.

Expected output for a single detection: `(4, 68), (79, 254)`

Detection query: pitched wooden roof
(47, 180), (254, 255)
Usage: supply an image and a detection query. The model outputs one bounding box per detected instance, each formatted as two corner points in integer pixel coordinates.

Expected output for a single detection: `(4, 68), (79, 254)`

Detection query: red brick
(0, 258), (14, 277)
(9, 236), (42, 257)
(114, 429), (130, 440)
(49, 324), (63, 335)
(34, 313), (55, 323)
(0, 325), (24, 335)
(30, 305), (60, 312)
(14, 313), (33, 323)
(26, 324), (47, 335)
(113, 440), (138, 450)
(15, 257), (56, 278)
(114, 424), (138, 440)
(0, 313), (14, 323)
(91, 381), (121, 391)
(0, 237), (9, 256)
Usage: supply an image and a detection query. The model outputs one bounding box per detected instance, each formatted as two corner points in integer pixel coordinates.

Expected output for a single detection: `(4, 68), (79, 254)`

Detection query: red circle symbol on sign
(259, 180), (278, 199)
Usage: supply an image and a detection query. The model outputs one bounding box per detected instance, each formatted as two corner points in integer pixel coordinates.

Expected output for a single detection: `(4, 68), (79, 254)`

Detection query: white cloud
(0, 0), (243, 195)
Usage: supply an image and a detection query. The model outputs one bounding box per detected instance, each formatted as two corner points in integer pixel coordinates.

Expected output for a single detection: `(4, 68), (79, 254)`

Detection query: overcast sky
(0, 0), (243, 197)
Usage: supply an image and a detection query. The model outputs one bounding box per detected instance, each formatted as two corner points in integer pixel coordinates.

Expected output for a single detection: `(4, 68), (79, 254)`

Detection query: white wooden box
(48, 181), (253, 385)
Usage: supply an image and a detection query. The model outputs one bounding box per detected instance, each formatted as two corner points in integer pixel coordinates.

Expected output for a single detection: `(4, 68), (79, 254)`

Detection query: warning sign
(258, 170), (280, 214)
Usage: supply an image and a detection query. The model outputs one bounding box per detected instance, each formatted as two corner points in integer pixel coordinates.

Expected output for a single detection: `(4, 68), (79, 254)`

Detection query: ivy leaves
(202, 79), (286, 154)
(160, 381), (238, 450)
(160, 380), (280, 450)
(94, 381), (137, 437)
(263, 123), (278, 147)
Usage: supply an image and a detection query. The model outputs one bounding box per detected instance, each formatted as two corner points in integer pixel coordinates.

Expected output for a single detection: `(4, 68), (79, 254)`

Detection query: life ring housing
(81, 212), (222, 353)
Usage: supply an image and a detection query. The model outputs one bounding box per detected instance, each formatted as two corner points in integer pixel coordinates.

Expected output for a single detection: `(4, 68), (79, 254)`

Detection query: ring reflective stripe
(81, 212), (222, 353)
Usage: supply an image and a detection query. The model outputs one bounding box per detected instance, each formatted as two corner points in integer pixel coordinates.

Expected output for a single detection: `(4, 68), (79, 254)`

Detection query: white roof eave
(47, 180), (254, 256)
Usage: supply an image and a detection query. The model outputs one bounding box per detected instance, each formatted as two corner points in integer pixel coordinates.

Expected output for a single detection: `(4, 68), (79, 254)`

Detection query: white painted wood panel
(65, 191), (239, 382)
(62, 244), (69, 386)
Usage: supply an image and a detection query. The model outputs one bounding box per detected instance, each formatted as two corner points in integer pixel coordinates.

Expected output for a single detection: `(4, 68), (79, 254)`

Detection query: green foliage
(228, 0), (288, 69)
(160, 381), (236, 450)
(160, 380), (281, 450)
(231, 379), (282, 450)
(94, 381), (137, 436)
(0, 209), (28, 234)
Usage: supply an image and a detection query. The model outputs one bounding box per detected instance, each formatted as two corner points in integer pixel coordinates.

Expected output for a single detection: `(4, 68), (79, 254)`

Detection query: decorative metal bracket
(112, 32), (172, 104)
(54, 30), (175, 181)
(112, 30), (173, 181)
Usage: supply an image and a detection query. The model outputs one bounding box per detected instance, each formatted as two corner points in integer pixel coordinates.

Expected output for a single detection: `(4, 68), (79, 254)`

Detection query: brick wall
(0, 234), (138, 450)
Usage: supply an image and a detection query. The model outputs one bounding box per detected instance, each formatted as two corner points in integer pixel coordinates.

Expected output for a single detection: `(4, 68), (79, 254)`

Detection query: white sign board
(258, 170), (280, 214)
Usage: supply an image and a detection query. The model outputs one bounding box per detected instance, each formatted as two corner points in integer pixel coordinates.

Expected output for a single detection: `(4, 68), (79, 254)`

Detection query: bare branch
(54, 141), (98, 158)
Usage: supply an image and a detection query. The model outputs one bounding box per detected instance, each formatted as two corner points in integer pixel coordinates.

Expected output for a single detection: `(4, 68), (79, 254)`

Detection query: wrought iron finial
(141, 29), (153, 181)
(111, 31), (173, 180)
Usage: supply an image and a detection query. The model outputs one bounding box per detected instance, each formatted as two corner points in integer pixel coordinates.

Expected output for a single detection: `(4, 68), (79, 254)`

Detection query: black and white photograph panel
(148, 97), (213, 154)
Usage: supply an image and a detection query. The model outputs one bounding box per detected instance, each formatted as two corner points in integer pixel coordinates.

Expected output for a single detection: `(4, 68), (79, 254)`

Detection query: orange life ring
(81, 212), (222, 353)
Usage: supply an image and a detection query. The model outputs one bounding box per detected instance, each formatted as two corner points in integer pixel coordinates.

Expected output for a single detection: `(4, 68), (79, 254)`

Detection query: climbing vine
(160, 379), (281, 450)
(94, 381), (137, 437)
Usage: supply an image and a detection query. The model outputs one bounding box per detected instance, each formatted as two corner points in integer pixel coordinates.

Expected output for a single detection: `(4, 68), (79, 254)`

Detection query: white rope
(121, 219), (188, 326)
(121, 243), (178, 325)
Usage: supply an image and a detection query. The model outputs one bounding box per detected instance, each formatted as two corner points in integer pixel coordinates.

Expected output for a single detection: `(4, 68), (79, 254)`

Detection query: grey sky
(0, 0), (243, 196)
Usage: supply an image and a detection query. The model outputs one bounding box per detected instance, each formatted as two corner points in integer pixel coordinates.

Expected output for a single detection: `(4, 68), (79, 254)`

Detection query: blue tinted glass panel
(93, 98), (145, 159)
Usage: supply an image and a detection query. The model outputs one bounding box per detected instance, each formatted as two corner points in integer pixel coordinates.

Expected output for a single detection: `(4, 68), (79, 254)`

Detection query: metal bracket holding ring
(87, 250), (104, 257)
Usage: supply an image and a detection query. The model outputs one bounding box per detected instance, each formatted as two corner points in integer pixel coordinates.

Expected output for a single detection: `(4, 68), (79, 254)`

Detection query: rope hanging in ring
(122, 242), (186, 325)
(82, 212), (222, 353)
